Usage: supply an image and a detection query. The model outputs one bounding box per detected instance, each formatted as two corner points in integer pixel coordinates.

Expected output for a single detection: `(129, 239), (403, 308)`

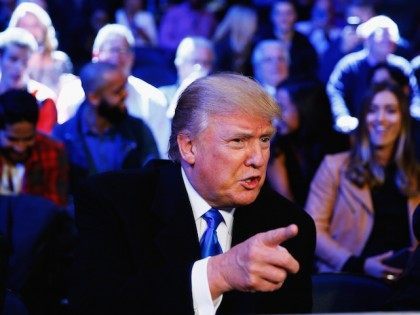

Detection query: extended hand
(207, 224), (299, 299)
(364, 251), (403, 279)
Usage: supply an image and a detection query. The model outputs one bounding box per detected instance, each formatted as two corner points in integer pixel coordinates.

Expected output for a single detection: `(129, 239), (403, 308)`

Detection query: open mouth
(241, 176), (261, 190)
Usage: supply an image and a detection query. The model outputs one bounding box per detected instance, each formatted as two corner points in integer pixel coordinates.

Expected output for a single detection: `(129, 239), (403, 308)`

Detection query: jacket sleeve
(305, 155), (353, 271)
(69, 175), (194, 315)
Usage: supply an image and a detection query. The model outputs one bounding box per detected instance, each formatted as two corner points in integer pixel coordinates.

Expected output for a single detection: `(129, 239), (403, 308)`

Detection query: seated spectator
(213, 5), (257, 77)
(368, 62), (411, 95)
(0, 194), (74, 315)
(56, 24), (169, 157)
(8, 2), (74, 96)
(160, 36), (215, 117)
(0, 27), (57, 134)
(53, 62), (159, 194)
(327, 15), (419, 134)
(115, 0), (158, 47)
(158, 0), (216, 51)
(345, 0), (375, 25)
(260, 0), (318, 80)
(386, 204), (420, 310)
(319, 0), (377, 81)
(306, 82), (420, 279)
(0, 89), (68, 206)
(267, 79), (346, 207)
(295, 0), (341, 58)
(252, 39), (289, 97)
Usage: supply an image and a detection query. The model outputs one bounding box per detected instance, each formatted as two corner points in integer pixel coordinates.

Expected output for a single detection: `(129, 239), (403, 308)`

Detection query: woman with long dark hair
(306, 82), (420, 279)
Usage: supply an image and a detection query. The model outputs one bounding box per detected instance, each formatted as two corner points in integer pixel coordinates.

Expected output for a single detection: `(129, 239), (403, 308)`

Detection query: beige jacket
(305, 152), (420, 272)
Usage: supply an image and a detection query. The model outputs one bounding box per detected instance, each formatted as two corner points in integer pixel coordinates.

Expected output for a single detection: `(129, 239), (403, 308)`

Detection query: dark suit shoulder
(256, 183), (315, 231)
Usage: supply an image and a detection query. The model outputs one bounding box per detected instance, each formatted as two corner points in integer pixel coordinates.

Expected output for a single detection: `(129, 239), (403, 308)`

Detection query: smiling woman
(305, 81), (420, 281)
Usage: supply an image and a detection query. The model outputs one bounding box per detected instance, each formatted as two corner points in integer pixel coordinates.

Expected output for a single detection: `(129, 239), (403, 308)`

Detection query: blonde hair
(9, 2), (57, 53)
(169, 73), (280, 161)
(92, 24), (135, 56)
(213, 5), (257, 53)
(0, 27), (38, 53)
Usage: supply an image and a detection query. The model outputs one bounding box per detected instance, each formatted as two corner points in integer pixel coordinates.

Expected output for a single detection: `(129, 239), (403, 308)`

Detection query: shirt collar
(181, 167), (235, 230)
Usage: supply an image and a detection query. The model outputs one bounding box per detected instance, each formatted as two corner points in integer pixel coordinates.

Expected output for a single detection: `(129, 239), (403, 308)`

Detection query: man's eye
(261, 137), (271, 143)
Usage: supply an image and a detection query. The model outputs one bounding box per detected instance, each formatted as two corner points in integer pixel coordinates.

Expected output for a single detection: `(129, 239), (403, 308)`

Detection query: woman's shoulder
(323, 151), (351, 167)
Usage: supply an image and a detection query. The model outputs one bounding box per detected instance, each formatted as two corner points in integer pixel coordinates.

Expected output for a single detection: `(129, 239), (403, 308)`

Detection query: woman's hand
(364, 251), (403, 280)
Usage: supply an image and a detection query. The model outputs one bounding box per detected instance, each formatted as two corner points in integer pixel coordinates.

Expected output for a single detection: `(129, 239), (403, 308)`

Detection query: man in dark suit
(70, 73), (315, 314)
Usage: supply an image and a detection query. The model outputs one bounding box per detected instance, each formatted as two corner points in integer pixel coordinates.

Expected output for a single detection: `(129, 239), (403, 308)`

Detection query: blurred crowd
(0, 0), (419, 314)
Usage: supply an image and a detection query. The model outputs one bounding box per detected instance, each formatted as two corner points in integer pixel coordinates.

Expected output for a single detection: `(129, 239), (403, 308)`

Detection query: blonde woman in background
(213, 5), (257, 76)
(9, 2), (74, 95)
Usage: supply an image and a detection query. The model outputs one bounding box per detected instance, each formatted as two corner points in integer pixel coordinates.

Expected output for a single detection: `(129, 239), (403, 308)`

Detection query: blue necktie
(200, 208), (224, 258)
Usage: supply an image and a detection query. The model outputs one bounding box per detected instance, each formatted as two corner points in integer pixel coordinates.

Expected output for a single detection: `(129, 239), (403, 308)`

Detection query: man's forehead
(4, 43), (31, 54)
(208, 112), (274, 129)
(100, 36), (130, 49)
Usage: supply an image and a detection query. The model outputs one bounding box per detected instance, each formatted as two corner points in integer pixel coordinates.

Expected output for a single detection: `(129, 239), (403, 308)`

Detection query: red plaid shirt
(0, 133), (69, 206)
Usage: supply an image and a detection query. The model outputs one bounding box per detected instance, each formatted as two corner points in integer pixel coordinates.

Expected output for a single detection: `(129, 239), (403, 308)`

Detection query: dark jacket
(70, 160), (315, 314)
(53, 101), (159, 194)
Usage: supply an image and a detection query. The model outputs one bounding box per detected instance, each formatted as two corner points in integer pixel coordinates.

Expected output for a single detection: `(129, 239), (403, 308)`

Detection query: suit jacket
(70, 160), (315, 314)
(305, 152), (420, 272)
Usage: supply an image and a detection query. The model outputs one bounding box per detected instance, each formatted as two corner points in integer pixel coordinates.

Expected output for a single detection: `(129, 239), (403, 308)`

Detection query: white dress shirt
(181, 168), (235, 315)
(0, 163), (25, 195)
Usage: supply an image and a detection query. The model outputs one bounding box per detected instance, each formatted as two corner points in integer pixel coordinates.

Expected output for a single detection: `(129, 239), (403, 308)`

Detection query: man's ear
(177, 132), (196, 165)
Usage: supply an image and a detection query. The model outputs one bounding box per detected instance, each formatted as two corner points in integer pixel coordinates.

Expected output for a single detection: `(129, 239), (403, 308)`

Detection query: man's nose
(245, 142), (265, 168)
(12, 142), (28, 153)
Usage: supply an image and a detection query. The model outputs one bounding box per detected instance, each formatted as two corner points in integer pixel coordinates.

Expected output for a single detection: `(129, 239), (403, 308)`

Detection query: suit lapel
(150, 164), (201, 265)
(340, 170), (374, 215)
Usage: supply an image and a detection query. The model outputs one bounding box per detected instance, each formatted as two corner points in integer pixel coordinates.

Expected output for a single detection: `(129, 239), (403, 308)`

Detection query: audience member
(53, 62), (159, 194)
(56, 24), (170, 157)
(295, 0), (341, 58)
(327, 15), (419, 133)
(0, 194), (74, 315)
(0, 89), (68, 206)
(0, 27), (57, 134)
(115, 0), (157, 47)
(268, 79), (346, 207)
(213, 5), (257, 77)
(345, 0), (375, 24)
(306, 82), (420, 279)
(158, 0), (217, 51)
(368, 62), (411, 94)
(252, 39), (289, 97)
(261, 0), (318, 80)
(46, 0), (105, 72)
(317, 0), (374, 83)
(159, 36), (215, 117)
(69, 73), (315, 314)
(8, 2), (74, 95)
(386, 204), (420, 310)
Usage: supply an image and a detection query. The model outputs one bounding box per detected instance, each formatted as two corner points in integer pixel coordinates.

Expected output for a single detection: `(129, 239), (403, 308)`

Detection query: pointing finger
(261, 224), (298, 247)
